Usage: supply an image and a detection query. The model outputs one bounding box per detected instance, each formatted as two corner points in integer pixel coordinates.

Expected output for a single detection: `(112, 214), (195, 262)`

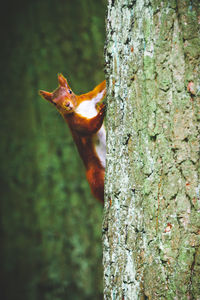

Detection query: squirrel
(39, 74), (106, 203)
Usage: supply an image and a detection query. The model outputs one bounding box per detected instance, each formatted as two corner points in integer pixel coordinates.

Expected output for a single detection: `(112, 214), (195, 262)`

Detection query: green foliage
(0, 0), (106, 299)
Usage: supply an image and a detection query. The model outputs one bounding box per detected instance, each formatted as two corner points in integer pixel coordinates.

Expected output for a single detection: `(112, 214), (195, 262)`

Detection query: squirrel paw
(99, 102), (106, 115)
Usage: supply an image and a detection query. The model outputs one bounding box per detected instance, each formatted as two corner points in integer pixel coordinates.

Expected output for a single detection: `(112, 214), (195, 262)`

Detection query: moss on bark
(103, 0), (200, 299)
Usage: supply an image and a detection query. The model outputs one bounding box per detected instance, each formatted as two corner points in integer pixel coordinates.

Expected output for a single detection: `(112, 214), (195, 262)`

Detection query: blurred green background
(0, 0), (106, 299)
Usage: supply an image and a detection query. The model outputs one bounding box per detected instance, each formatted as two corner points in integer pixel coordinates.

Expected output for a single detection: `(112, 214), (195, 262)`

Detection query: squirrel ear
(39, 90), (53, 102)
(58, 73), (69, 87)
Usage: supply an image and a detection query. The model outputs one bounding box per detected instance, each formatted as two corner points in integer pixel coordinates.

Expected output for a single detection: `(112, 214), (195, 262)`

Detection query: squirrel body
(40, 74), (106, 203)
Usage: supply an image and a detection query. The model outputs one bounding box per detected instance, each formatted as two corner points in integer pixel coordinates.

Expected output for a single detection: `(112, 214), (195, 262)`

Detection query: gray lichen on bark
(103, 0), (200, 299)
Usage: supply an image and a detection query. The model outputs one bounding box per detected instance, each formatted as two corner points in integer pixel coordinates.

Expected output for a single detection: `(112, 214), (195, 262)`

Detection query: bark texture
(103, 0), (200, 299)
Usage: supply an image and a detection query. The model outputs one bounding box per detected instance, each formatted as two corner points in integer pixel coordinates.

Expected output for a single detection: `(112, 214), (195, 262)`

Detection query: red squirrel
(39, 74), (106, 203)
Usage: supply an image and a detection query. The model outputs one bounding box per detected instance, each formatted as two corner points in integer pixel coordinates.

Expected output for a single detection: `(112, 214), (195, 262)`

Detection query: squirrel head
(39, 74), (77, 115)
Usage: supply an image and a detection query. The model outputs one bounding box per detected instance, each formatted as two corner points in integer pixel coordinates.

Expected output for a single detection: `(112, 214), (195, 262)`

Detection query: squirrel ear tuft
(39, 90), (53, 102)
(58, 73), (69, 88)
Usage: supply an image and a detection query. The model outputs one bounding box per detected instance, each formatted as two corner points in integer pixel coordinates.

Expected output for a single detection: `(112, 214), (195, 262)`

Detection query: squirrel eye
(68, 89), (72, 94)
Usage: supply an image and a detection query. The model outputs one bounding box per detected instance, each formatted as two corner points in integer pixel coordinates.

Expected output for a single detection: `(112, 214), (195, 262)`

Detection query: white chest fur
(75, 89), (106, 168)
(94, 125), (106, 168)
(75, 89), (105, 119)
(76, 100), (97, 118)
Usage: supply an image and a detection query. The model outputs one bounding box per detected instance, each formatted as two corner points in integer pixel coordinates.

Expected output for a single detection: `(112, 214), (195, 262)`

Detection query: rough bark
(103, 0), (200, 299)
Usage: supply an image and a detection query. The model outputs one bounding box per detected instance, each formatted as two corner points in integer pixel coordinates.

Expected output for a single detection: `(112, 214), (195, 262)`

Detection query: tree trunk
(103, 0), (200, 299)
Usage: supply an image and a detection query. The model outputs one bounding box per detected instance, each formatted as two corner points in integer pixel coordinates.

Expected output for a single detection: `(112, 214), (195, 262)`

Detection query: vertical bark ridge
(103, 0), (200, 299)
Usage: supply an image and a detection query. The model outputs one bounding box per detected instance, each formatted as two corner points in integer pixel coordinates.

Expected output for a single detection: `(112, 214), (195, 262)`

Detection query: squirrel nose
(64, 101), (73, 111)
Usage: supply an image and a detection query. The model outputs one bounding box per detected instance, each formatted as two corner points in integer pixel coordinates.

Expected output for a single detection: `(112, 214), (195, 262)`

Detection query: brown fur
(39, 74), (106, 203)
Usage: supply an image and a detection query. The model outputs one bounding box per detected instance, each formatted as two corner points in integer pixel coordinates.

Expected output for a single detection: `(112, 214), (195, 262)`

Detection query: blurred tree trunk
(0, 0), (106, 299)
(103, 0), (200, 299)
